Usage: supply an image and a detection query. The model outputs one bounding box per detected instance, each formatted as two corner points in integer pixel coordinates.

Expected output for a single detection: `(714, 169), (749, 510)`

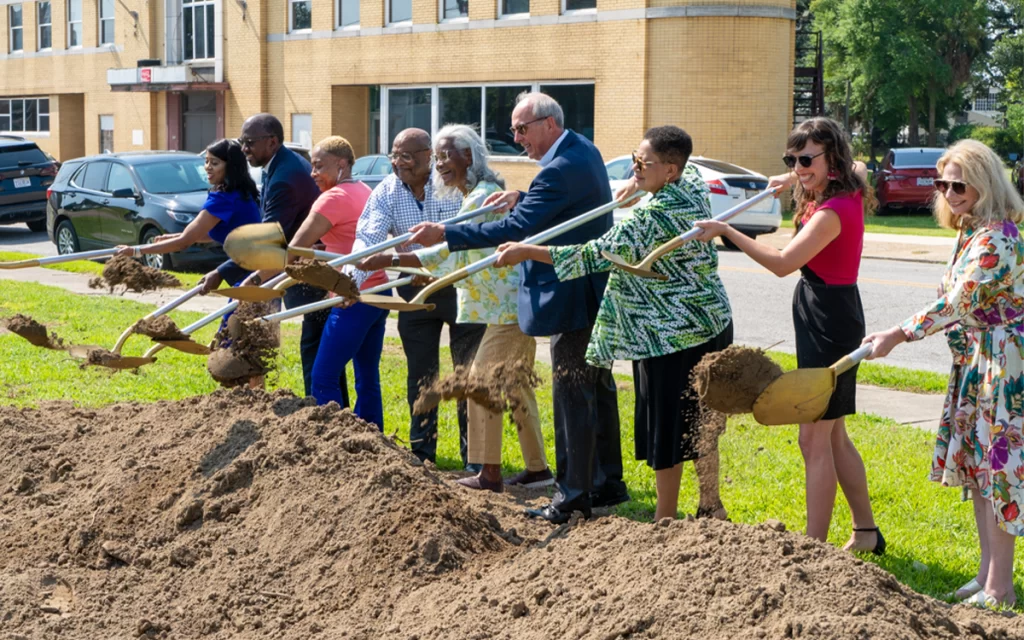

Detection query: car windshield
(689, 158), (752, 175)
(893, 149), (943, 169)
(134, 158), (210, 194)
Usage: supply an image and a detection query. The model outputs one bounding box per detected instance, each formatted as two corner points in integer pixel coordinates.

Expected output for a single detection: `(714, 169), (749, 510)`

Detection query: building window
(99, 0), (115, 44)
(337, 0), (358, 27)
(100, 115), (114, 153)
(183, 0), (215, 60)
(291, 114), (312, 149)
(500, 0), (527, 16)
(388, 0), (411, 24)
(563, 0), (594, 11)
(290, 0), (311, 31)
(0, 98), (51, 133)
(68, 0), (83, 47)
(974, 94), (998, 112)
(381, 82), (595, 156)
(37, 2), (52, 50)
(441, 0), (467, 20)
(8, 5), (23, 53)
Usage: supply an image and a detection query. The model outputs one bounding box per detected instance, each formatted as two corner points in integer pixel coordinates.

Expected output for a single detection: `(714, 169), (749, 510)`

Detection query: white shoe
(964, 589), (999, 610)
(948, 578), (983, 601)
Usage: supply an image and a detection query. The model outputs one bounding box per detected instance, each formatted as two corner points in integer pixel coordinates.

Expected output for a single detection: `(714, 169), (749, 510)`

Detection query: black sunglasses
(934, 179), (969, 195)
(782, 151), (825, 169)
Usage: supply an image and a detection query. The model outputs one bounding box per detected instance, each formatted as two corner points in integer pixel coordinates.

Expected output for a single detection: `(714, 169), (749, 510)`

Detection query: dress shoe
(524, 503), (590, 524)
(505, 468), (555, 489)
(456, 474), (503, 493)
(590, 488), (630, 509)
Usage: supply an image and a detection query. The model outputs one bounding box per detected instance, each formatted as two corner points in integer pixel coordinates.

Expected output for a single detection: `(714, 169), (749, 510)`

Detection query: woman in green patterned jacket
(495, 126), (733, 521)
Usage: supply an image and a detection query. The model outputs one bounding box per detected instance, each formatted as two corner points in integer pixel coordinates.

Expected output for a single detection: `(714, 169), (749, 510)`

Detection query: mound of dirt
(134, 316), (190, 342)
(2, 314), (65, 350)
(88, 255), (182, 293)
(0, 389), (1021, 639)
(285, 259), (359, 298)
(208, 302), (280, 387)
(414, 361), (541, 419)
(693, 345), (784, 414)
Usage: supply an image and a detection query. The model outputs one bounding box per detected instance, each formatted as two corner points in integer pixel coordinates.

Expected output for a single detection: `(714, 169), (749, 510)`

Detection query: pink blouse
(800, 191), (865, 285)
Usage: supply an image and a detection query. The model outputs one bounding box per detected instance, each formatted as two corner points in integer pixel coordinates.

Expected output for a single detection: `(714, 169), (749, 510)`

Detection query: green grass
(1, 278), (1019, 603)
(781, 211), (957, 238)
(0, 251), (204, 288)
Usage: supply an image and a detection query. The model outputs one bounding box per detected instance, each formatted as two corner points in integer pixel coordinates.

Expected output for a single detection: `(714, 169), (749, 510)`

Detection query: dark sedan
(46, 152), (225, 270)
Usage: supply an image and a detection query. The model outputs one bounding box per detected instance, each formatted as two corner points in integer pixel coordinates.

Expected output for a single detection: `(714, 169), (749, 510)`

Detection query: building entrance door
(182, 91), (217, 152)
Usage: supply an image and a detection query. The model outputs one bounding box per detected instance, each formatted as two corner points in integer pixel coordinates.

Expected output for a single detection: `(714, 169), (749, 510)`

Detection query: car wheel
(141, 228), (172, 271)
(55, 219), (80, 255)
(26, 220), (47, 233)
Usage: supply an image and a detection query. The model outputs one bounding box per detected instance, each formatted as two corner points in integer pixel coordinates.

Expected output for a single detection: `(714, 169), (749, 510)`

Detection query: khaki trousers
(466, 323), (547, 471)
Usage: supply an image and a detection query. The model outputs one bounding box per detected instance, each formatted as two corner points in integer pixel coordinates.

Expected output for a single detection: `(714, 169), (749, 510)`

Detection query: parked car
(351, 154), (393, 190)
(47, 151), (225, 270)
(198, 141), (310, 193)
(875, 147), (943, 214)
(605, 155), (782, 248)
(0, 135), (60, 232)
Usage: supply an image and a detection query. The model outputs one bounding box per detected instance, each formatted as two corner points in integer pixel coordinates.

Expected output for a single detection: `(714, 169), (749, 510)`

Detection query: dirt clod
(134, 316), (190, 341)
(414, 361), (541, 421)
(692, 345), (784, 414)
(207, 302), (280, 387)
(285, 259), (359, 298)
(88, 255), (181, 293)
(2, 314), (65, 350)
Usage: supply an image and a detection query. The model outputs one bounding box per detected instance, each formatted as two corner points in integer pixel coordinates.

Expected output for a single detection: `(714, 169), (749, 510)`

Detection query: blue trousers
(310, 297), (389, 430)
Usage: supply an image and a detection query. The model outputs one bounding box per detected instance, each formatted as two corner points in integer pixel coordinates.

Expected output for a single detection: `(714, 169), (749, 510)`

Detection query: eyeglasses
(934, 179), (969, 195)
(238, 135), (272, 148)
(782, 151), (826, 169)
(509, 117), (548, 136)
(631, 151), (664, 172)
(387, 148), (431, 164)
(431, 149), (453, 163)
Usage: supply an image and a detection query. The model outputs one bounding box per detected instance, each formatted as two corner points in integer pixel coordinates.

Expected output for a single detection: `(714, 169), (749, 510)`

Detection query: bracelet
(133, 246), (142, 259)
(250, 274), (262, 286)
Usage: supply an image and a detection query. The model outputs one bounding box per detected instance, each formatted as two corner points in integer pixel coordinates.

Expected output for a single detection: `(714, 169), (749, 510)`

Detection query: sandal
(948, 578), (983, 601)
(695, 504), (729, 521)
(850, 527), (886, 556)
(965, 590), (1000, 610)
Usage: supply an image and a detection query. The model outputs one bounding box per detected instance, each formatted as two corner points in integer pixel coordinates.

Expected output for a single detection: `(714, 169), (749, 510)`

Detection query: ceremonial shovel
(110, 284), (208, 355)
(600, 187), (780, 280)
(0, 247), (144, 269)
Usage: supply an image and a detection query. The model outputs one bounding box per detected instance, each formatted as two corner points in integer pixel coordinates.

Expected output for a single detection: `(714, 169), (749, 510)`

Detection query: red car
(875, 147), (943, 214)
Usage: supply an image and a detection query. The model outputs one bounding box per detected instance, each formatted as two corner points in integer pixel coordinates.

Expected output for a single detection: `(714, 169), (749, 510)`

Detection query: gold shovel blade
(94, 356), (157, 370)
(67, 344), (104, 359)
(223, 222), (288, 271)
(600, 251), (668, 281)
(751, 368), (835, 426)
(210, 286), (285, 302)
(154, 339), (212, 355)
(358, 294), (435, 312)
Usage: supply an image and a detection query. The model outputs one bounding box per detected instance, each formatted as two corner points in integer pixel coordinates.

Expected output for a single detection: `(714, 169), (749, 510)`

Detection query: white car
(605, 155), (782, 247)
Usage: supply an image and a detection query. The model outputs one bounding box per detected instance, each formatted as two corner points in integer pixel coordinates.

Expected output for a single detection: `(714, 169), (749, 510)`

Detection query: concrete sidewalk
(0, 265), (946, 433)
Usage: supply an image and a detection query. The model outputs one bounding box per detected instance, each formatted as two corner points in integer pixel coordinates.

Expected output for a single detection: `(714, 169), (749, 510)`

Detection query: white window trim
(288, 0), (312, 33)
(99, 0), (116, 46)
(182, 0), (217, 61)
(8, 6), (23, 53)
(67, 0), (83, 48)
(496, 0), (528, 20)
(37, 2), (53, 51)
(380, 80), (595, 159)
(438, 0), (468, 23)
(560, 0), (595, 15)
(0, 98), (52, 135)
(335, 0), (359, 29)
(385, 0), (412, 27)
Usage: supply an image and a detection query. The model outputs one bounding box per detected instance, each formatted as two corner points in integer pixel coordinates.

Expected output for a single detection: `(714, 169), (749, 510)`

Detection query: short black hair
(248, 113), (285, 145)
(643, 125), (693, 172)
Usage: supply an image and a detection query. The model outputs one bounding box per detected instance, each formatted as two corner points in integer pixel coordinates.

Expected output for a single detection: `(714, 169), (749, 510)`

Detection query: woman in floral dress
(865, 139), (1024, 609)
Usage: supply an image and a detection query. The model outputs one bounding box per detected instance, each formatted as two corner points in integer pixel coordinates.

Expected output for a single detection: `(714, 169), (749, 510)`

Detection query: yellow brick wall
(54, 93), (85, 160)
(331, 85), (371, 155)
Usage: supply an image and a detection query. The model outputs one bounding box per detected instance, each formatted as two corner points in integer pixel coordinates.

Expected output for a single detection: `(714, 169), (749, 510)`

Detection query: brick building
(0, 0), (795, 188)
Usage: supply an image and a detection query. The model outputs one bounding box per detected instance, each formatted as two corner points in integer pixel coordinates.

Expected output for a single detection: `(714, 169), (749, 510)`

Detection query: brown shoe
(456, 474), (504, 493)
(504, 468), (555, 489)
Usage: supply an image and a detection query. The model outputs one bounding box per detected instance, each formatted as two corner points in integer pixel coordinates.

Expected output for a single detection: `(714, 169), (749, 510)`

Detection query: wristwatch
(391, 254), (401, 268)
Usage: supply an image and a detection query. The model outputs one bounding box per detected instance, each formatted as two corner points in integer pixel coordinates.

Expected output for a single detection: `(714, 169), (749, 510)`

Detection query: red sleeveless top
(799, 191), (865, 286)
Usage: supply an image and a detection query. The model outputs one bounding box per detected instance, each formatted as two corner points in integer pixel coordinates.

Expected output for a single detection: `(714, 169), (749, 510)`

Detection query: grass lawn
(781, 211), (957, 238)
(0, 250), (204, 288)
(0, 278), (1019, 604)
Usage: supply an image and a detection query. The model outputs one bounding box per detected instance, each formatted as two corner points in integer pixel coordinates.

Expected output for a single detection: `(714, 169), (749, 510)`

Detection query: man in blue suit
(410, 93), (627, 523)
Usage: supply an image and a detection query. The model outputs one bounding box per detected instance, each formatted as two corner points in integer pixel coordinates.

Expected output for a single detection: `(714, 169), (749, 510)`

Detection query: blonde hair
(314, 135), (355, 165)
(934, 139), (1024, 230)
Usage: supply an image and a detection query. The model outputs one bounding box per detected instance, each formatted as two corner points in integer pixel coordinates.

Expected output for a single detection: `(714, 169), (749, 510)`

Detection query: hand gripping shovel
(409, 194), (643, 306)
(210, 265), (431, 302)
(601, 187), (779, 280)
(0, 246), (144, 270)
(752, 344), (873, 426)
(110, 284), (208, 355)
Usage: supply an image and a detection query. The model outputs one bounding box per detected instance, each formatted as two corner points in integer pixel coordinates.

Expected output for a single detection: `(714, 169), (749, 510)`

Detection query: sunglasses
(631, 151), (664, 172)
(238, 135), (272, 148)
(782, 150), (825, 169)
(934, 180), (969, 195)
(509, 116), (548, 136)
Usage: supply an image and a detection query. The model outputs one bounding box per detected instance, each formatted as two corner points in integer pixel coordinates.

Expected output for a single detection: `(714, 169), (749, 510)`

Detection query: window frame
(0, 98), (51, 135)
(182, 0), (217, 61)
(8, 5), (24, 53)
(290, 113), (313, 149)
(37, 1), (53, 51)
(439, 0), (468, 23)
(386, 0), (412, 26)
(560, 0), (596, 15)
(497, 0), (528, 19)
(288, 0), (312, 32)
(379, 80), (595, 161)
(99, 0), (116, 45)
(67, 0), (83, 48)
(336, 0), (359, 29)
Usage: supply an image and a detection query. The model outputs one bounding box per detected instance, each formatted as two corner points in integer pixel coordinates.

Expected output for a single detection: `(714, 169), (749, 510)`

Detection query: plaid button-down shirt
(350, 172), (462, 285)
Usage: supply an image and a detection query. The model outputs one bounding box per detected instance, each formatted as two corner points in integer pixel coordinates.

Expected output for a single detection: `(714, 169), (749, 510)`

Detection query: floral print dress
(900, 220), (1024, 535)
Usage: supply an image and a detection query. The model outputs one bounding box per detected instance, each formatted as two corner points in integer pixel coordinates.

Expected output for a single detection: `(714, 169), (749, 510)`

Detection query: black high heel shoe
(852, 527), (886, 555)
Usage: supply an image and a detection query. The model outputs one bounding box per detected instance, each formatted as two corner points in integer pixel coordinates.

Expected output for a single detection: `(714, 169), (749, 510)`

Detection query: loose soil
(0, 389), (1021, 639)
(80, 347), (152, 371)
(88, 255), (182, 293)
(285, 259), (359, 298)
(693, 345), (784, 414)
(2, 314), (66, 350)
(414, 361), (541, 420)
(134, 316), (190, 342)
(207, 302), (280, 388)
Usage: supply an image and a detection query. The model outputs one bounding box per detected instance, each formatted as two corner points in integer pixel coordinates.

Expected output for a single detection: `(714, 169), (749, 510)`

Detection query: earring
(827, 170), (838, 181)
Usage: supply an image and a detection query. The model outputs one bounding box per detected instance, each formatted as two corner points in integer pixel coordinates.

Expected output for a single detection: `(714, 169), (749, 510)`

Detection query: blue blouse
(203, 190), (261, 245)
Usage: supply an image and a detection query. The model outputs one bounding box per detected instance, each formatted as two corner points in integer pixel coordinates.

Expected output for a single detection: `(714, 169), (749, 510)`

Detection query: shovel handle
(832, 343), (873, 376)
(652, 187), (780, 260)
(0, 246), (144, 269)
(259, 276), (414, 323)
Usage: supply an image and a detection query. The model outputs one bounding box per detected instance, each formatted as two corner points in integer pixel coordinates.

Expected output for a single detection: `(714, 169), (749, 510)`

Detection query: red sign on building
(140, 68), (152, 83)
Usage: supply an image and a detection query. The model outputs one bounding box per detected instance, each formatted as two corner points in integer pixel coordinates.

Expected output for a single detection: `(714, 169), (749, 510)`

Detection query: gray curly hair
(432, 124), (504, 198)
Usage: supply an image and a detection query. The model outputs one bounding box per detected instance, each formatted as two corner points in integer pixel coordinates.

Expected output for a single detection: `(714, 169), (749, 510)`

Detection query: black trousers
(284, 282), (349, 407)
(397, 284), (485, 465)
(549, 324), (625, 510)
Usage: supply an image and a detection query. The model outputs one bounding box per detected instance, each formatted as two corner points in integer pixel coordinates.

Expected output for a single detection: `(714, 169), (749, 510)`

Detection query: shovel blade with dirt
(210, 286), (285, 302)
(68, 344), (157, 370)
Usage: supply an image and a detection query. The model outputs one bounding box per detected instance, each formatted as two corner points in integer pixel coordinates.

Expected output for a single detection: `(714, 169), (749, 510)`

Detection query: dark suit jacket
(217, 145), (320, 284)
(444, 130), (613, 337)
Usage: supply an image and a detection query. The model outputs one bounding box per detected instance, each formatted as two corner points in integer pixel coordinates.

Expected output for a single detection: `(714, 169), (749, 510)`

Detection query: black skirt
(791, 268), (865, 420)
(633, 321), (734, 470)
